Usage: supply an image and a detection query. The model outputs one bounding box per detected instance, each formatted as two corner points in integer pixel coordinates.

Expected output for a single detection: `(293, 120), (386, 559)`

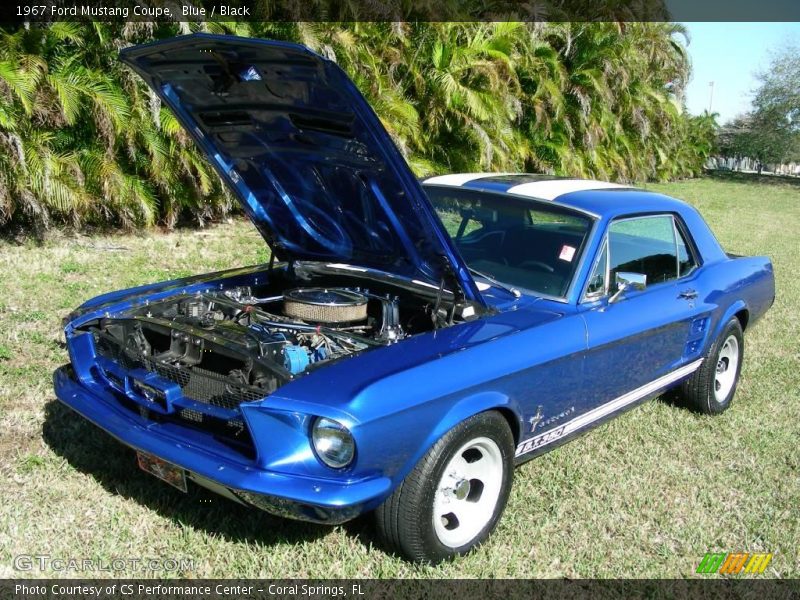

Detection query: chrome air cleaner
(283, 288), (368, 324)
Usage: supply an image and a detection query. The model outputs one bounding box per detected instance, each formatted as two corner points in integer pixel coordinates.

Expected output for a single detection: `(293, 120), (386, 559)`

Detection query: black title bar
(4, 579), (800, 600)
(1, 0), (800, 23)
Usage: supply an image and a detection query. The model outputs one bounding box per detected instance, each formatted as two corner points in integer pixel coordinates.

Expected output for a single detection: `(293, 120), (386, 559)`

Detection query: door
(579, 214), (709, 410)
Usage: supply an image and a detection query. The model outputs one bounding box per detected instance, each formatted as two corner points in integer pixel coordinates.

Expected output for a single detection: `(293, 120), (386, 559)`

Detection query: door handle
(678, 289), (698, 300)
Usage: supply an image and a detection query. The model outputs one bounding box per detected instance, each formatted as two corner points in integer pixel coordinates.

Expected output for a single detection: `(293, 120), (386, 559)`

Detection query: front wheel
(374, 411), (514, 564)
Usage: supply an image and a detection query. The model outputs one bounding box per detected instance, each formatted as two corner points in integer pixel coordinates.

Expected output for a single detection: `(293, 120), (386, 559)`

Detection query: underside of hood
(120, 34), (482, 304)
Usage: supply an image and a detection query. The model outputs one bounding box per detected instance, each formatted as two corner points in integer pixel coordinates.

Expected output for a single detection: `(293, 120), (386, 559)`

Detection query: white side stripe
(507, 179), (626, 200)
(423, 173), (515, 186)
(514, 359), (703, 457)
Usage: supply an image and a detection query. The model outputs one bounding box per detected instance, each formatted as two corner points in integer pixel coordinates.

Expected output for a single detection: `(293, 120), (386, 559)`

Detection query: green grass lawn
(0, 174), (797, 578)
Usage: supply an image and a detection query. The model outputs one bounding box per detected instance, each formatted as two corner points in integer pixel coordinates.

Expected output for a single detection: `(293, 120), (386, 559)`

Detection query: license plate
(136, 451), (187, 493)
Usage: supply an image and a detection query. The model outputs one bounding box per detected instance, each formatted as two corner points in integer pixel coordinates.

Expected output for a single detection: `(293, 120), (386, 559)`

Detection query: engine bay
(81, 266), (478, 406)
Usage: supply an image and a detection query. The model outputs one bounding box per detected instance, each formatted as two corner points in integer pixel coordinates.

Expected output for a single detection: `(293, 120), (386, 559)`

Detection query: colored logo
(696, 552), (773, 575)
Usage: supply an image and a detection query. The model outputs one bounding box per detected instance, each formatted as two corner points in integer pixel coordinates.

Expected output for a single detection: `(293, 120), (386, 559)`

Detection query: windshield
(425, 186), (593, 298)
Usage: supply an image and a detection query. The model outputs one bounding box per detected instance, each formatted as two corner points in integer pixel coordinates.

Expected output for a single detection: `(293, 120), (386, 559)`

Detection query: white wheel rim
(432, 436), (504, 548)
(714, 335), (739, 402)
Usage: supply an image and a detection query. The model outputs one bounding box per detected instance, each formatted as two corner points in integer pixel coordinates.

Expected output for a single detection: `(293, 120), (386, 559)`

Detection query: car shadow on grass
(41, 398), (331, 549)
(657, 388), (694, 411)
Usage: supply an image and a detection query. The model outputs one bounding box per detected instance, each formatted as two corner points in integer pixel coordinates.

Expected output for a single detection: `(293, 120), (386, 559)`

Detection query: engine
(85, 284), (409, 402)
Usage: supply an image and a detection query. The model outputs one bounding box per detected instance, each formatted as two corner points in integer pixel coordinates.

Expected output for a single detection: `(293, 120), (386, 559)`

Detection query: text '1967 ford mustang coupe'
(54, 34), (775, 563)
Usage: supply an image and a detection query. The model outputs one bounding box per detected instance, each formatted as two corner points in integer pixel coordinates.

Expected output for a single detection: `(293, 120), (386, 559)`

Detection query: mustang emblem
(528, 406), (544, 432)
(529, 405), (576, 432)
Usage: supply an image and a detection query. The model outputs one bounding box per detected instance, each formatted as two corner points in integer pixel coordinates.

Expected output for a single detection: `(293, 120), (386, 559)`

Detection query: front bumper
(53, 366), (391, 524)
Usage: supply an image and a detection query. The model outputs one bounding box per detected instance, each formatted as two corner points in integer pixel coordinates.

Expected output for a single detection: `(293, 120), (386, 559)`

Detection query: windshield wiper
(468, 267), (521, 298)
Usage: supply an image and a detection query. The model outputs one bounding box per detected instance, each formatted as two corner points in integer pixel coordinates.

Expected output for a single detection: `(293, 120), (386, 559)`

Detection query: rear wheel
(681, 317), (744, 414)
(375, 411), (514, 564)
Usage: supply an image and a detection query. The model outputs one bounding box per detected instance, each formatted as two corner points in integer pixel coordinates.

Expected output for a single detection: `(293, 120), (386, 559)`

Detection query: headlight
(311, 417), (355, 469)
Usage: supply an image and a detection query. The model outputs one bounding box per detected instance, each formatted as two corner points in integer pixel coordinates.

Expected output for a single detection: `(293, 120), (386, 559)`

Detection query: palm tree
(0, 21), (712, 234)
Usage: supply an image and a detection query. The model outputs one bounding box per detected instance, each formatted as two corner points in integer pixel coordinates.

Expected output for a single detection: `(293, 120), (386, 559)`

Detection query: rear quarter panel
(670, 202), (774, 349)
(700, 254), (775, 342)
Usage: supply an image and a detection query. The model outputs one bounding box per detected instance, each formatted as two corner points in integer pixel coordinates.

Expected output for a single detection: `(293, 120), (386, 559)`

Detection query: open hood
(120, 34), (482, 304)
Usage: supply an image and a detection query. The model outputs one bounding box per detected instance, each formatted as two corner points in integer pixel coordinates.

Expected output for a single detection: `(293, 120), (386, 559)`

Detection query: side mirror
(609, 271), (647, 303)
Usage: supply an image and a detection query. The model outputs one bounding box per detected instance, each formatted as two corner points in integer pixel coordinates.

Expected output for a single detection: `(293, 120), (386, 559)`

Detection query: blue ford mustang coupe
(54, 35), (775, 563)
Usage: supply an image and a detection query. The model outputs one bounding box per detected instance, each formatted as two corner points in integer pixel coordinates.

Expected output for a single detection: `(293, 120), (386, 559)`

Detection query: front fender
(349, 390), (522, 506)
(430, 391), (521, 447)
(395, 391), (521, 485)
(307, 308), (586, 501)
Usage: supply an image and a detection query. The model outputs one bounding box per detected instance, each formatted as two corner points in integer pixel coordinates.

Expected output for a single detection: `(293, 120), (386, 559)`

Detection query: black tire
(374, 411), (514, 564)
(681, 317), (744, 414)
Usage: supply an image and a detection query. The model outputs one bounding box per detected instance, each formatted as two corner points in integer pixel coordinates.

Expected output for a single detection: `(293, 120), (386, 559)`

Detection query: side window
(608, 215), (679, 285)
(675, 221), (698, 277)
(586, 241), (608, 296)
